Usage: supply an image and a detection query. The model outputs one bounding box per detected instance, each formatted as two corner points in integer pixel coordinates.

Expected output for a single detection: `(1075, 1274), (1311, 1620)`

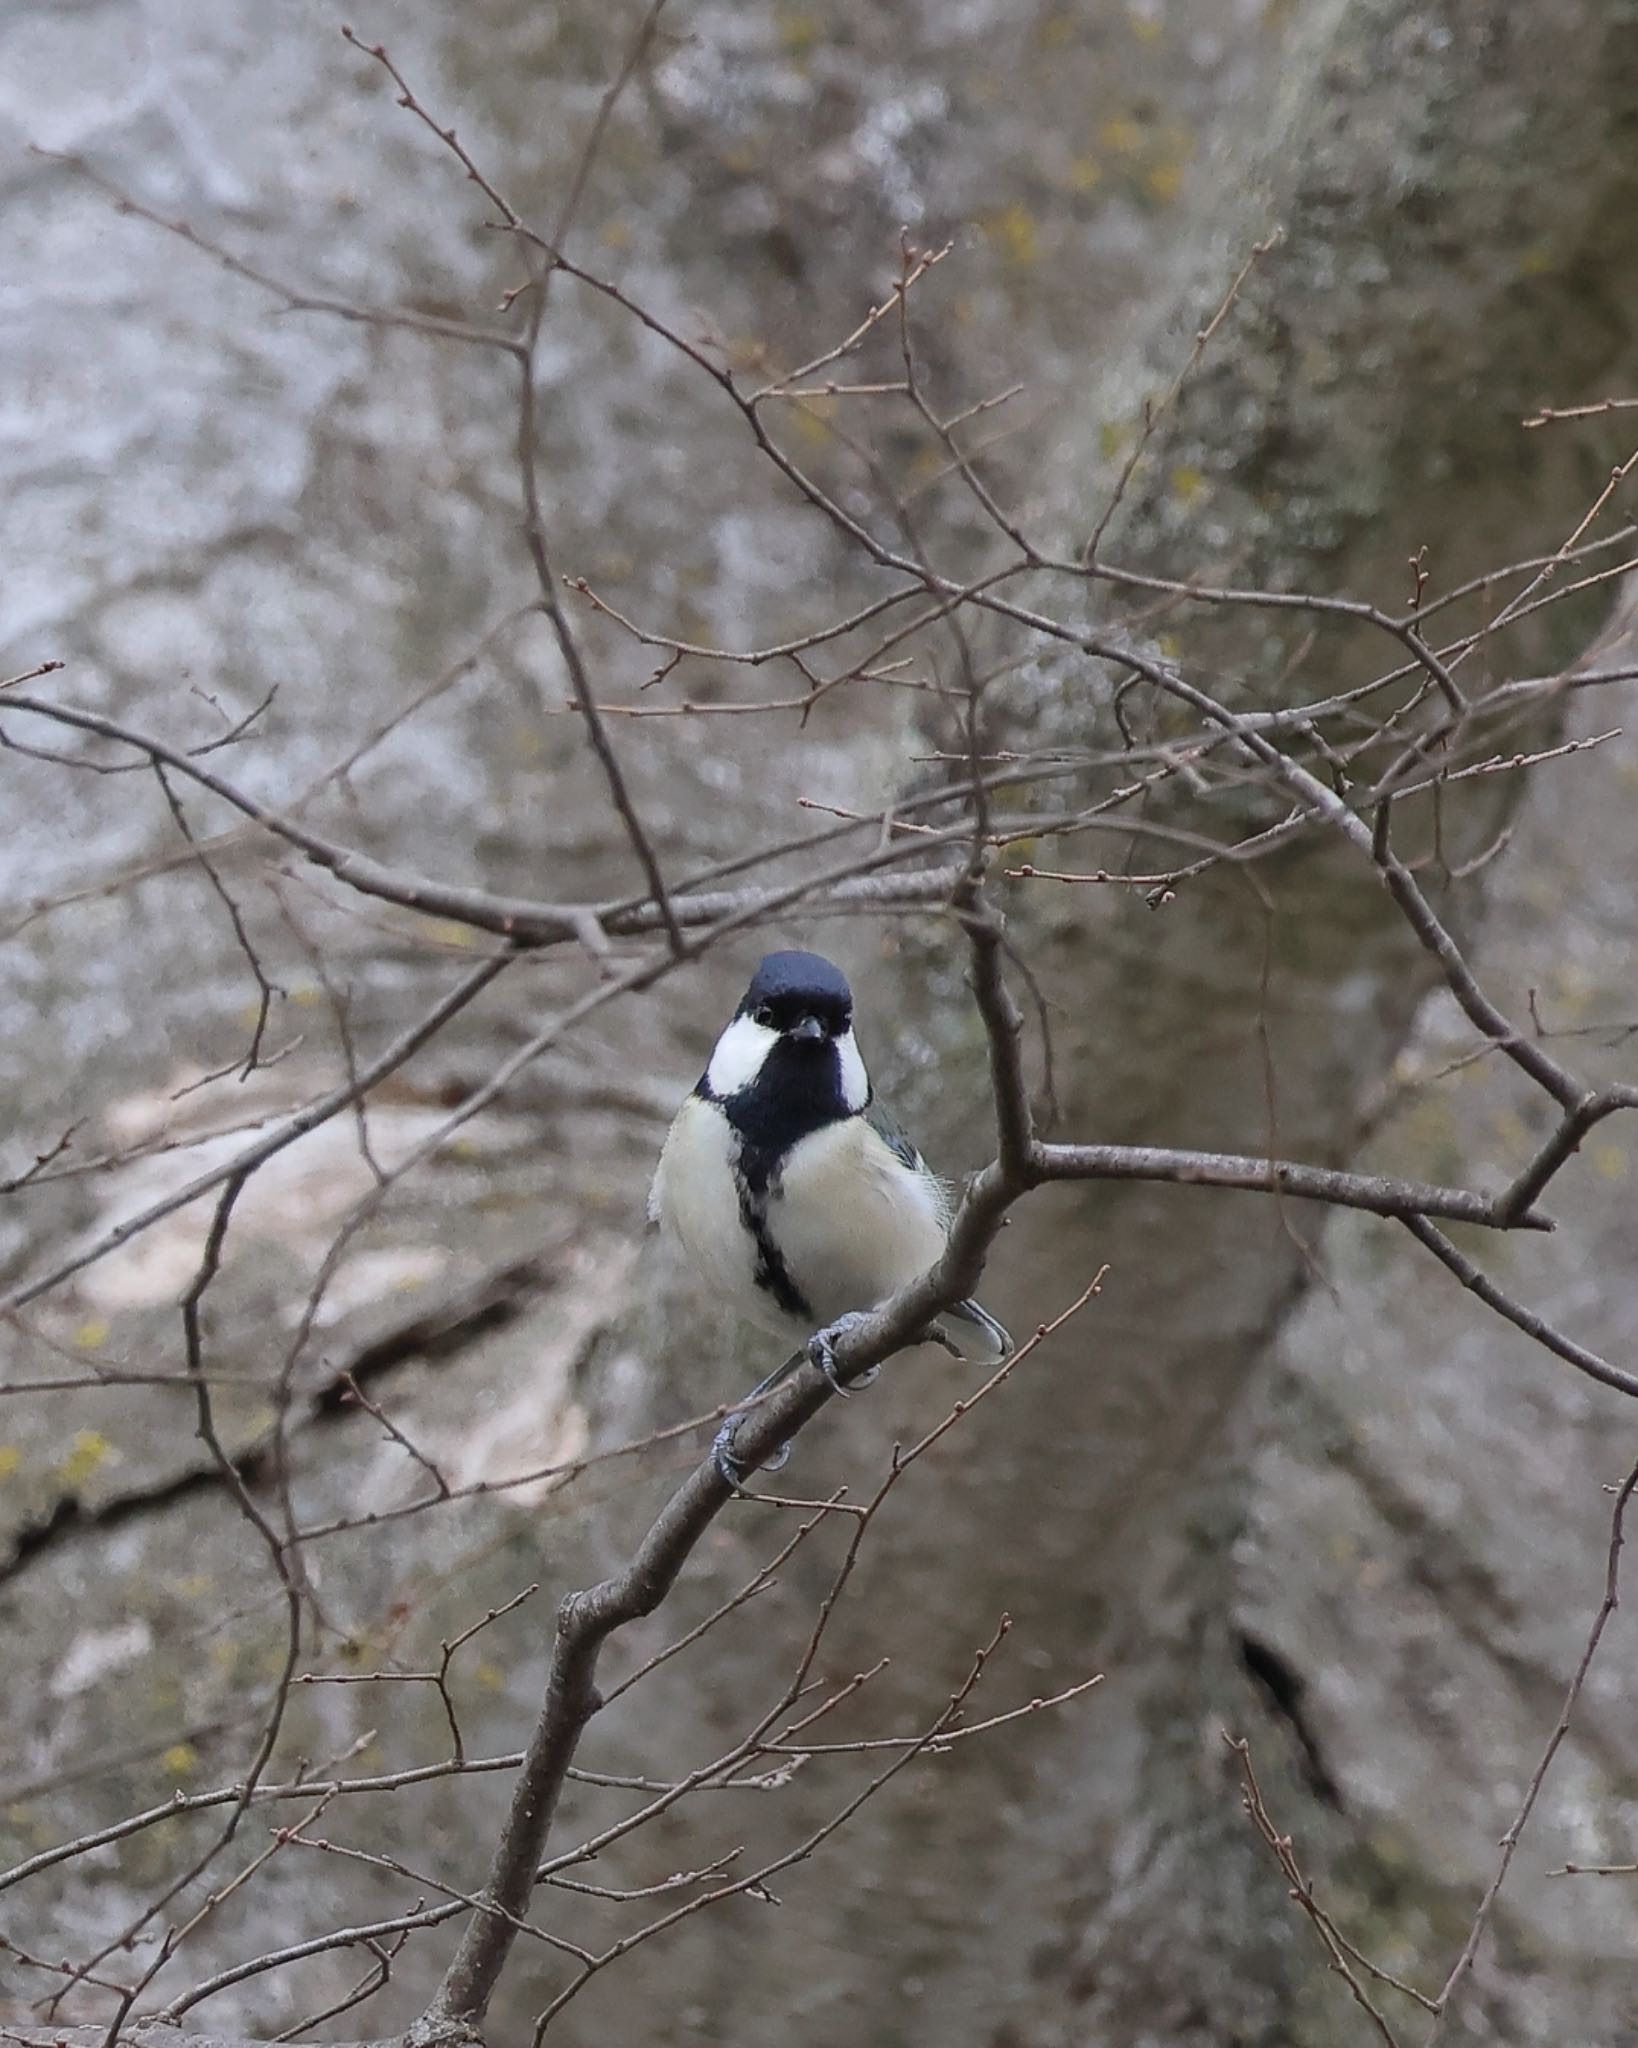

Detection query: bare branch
(1228, 1734), (1426, 2046)
(1426, 1458), (1638, 2040)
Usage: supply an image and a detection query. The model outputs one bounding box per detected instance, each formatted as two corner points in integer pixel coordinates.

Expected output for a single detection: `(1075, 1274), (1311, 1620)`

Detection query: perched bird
(649, 949), (1009, 1478)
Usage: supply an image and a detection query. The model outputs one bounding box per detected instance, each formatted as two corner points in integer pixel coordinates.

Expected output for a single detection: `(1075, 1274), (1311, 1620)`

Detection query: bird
(648, 949), (1010, 1482)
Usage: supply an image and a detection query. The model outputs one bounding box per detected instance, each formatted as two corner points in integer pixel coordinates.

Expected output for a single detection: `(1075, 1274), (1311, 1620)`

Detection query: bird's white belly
(649, 1096), (771, 1320)
(768, 1117), (948, 1328)
(651, 1101), (950, 1341)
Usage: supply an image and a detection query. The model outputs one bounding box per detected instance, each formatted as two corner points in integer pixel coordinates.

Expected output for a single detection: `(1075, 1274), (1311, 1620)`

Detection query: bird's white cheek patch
(836, 1029), (869, 1113)
(706, 1015), (777, 1098)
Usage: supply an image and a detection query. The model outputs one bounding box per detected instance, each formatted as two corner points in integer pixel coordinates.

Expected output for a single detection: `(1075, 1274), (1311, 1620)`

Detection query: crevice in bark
(0, 1256), (550, 1588)
(1237, 1630), (1343, 1810)
(309, 1255), (545, 1410)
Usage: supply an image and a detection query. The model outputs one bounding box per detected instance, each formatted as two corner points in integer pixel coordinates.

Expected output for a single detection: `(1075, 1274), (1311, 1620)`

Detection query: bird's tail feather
(942, 1297), (1011, 1362)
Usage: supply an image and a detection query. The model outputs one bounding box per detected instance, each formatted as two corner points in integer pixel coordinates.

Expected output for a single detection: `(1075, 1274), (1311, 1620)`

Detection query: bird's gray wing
(864, 1094), (957, 1233)
(862, 1093), (927, 1174)
(864, 1099), (1009, 1359)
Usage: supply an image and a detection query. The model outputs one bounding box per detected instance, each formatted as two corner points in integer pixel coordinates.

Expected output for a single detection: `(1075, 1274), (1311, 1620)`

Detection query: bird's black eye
(752, 1003), (774, 1027)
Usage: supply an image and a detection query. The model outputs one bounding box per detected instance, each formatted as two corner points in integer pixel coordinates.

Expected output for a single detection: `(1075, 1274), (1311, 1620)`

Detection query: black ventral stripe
(716, 1033), (851, 1328)
(737, 1180), (812, 1322)
(721, 1040), (847, 1196)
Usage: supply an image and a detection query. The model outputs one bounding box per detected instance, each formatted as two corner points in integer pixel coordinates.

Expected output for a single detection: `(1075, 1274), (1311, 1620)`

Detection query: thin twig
(1424, 1459), (1638, 2042)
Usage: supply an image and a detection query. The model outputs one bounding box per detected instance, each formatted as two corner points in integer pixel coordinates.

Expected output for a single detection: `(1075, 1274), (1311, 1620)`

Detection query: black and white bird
(649, 950), (1009, 1476)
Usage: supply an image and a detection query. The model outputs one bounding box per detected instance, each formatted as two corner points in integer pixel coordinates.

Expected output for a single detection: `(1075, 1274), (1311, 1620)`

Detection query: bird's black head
(735, 951), (854, 1043)
(700, 952), (868, 1157)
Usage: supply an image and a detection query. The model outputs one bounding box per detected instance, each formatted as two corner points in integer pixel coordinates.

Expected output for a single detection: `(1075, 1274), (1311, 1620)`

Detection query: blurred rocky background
(2, 1), (1637, 2043)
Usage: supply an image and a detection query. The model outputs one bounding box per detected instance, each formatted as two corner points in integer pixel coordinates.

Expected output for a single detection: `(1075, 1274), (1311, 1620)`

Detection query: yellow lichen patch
(72, 1318), (111, 1351)
(1169, 463), (1206, 504)
(1549, 964), (1595, 1014)
(791, 405), (833, 450)
(1591, 1143), (1628, 1183)
(0, 1444), (22, 1481)
(1145, 159), (1186, 204)
(10, 1811), (58, 1849)
(1490, 1107), (1536, 1156)
(1127, 6), (1166, 42)
(421, 920), (476, 949)
(723, 335), (770, 376)
(163, 1743), (199, 1778)
(776, 9), (821, 56)
(57, 1430), (112, 1487)
(599, 218), (633, 252)
(290, 983), (324, 1009)
(1063, 155), (1104, 193)
(1098, 115), (1145, 157)
(472, 1658), (505, 1691)
(980, 203), (1040, 267)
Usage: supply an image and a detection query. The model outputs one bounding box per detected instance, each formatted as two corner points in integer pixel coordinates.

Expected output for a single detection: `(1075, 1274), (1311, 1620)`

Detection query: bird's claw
(713, 1416), (791, 1493)
(807, 1311), (879, 1394)
(715, 1314), (878, 1489)
(712, 1422), (745, 1493)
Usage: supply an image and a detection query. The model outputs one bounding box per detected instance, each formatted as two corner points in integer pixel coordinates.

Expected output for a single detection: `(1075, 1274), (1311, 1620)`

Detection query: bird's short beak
(789, 1013), (825, 1042)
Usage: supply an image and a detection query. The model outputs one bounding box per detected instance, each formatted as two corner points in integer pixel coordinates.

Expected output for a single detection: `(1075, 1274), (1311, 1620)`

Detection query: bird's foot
(807, 1311), (879, 1394)
(713, 1414), (791, 1493)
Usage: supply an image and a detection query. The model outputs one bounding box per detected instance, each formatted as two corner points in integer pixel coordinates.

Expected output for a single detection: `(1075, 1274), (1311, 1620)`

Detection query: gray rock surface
(3, 2), (1637, 2045)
